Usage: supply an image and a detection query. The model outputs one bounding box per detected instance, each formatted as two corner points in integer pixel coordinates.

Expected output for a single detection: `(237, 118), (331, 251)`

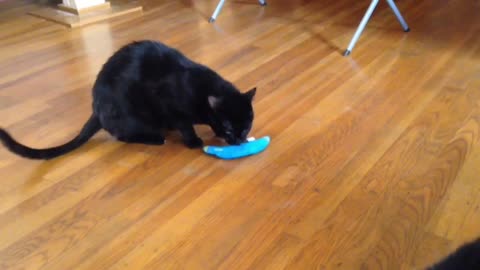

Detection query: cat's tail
(0, 114), (101, 160)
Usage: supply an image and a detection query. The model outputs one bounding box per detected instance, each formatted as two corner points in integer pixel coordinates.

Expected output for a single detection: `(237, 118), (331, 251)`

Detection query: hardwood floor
(1, 0), (479, 269)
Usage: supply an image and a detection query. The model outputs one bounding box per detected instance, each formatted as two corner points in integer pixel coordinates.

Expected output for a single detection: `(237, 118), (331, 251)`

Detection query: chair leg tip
(404, 27), (410, 32)
(209, 18), (215, 23)
(343, 50), (351, 56)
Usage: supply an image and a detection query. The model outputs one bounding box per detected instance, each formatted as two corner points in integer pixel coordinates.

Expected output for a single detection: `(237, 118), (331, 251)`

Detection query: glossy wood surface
(1, 0), (479, 269)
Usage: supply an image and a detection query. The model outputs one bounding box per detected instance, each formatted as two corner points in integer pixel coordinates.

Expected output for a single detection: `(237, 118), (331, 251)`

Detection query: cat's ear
(244, 87), (257, 101)
(208, 96), (222, 109)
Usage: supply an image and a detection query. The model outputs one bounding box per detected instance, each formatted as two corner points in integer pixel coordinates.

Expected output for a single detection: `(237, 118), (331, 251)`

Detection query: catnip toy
(203, 136), (270, 160)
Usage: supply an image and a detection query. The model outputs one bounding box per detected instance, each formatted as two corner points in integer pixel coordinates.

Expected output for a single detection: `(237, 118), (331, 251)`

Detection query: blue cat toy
(203, 136), (270, 160)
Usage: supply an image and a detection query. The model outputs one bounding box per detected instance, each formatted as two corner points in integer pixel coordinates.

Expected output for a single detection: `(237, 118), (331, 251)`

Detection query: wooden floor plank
(1, 0), (479, 269)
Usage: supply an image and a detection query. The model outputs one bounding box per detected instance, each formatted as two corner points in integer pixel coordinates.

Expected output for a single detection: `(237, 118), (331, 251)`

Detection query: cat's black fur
(427, 237), (480, 270)
(0, 40), (256, 160)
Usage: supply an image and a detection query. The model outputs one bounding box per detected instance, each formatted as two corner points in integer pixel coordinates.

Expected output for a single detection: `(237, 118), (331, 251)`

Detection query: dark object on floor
(427, 238), (480, 270)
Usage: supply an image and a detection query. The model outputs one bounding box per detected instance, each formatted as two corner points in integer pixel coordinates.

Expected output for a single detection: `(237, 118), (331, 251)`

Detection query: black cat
(427, 237), (480, 270)
(0, 40), (257, 160)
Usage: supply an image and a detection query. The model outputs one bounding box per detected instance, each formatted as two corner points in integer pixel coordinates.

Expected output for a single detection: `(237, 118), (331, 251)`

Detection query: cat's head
(208, 87), (256, 145)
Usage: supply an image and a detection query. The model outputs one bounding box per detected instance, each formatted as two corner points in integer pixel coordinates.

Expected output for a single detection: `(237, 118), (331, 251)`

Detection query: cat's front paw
(184, 137), (204, 149)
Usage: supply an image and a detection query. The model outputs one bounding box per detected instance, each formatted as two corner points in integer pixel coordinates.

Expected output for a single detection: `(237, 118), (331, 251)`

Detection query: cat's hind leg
(110, 117), (166, 145)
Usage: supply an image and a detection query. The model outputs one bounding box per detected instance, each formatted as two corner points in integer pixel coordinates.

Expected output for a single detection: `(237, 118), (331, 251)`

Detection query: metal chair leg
(343, 0), (380, 56)
(386, 0), (410, 31)
(343, 0), (410, 56)
(209, 0), (226, 23)
(209, 0), (266, 23)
